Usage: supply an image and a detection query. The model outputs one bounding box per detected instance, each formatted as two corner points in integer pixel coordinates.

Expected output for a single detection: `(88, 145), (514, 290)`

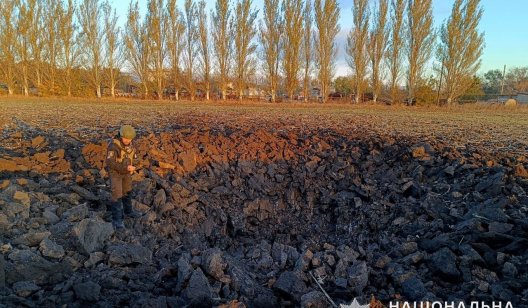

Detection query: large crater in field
(1, 120), (527, 307)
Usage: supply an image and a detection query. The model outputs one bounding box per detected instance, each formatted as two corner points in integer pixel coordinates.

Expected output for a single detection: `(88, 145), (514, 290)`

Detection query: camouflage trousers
(109, 172), (133, 221)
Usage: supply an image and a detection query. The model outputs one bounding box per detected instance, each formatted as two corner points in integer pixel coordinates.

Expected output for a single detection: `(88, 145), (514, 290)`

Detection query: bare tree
(147, 0), (168, 100)
(167, 0), (185, 100)
(78, 0), (105, 98)
(506, 67), (528, 92)
(28, 0), (45, 90)
(60, 0), (79, 97)
(406, 0), (434, 104)
(387, 0), (406, 104)
(314, 0), (340, 103)
(197, 0), (211, 100)
(102, 1), (123, 98)
(212, 0), (233, 100)
(16, 0), (33, 96)
(183, 0), (198, 101)
(302, 0), (312, 103)
(0, 0), (17, 95)
(259, 0), (283, 103)
(282, 0), (304, 100)
(43, 0), (66, 95)
(347, 0), (370, 103)
(124, 1), (151, 97)
(234, 0), (258, 101)
(438, 0), (484, 104)
(368, 0), (388, 102)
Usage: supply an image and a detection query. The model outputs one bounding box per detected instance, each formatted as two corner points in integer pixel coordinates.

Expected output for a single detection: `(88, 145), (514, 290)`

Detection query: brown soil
(0, 98), (527, 307)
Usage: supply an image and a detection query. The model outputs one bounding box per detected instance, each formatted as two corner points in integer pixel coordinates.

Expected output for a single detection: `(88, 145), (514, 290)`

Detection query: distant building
(517, 92), (528, 104)
(497, 92), (528, 104)
(497, 95), (509, 103)
(243, 87), (265, 98)
(311, 87), (321, 99)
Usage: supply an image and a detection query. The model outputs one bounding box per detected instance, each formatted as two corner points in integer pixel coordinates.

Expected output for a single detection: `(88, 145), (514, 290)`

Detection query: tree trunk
(67, 69), (72, 97)
(50, 78), (55, 96)
(407, 78), (414, 105)
(304, 79), (309, 103)
(36, 65), (42, 88)
(23, 80), (29, 96)
(173, 76), (179, 101)
(21, 64), (28, 96)
(390, 81), (397, 104)
(110, 71), (116, 98)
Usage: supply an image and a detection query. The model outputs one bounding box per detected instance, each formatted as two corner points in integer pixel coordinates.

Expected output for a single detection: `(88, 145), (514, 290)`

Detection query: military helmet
(119, 125), (136, 139)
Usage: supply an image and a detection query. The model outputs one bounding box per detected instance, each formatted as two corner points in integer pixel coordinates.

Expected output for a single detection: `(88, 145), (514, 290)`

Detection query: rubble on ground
(0, 117), (527, 307)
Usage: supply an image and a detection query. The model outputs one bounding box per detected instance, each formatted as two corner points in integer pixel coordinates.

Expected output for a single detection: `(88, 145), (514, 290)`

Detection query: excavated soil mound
(0, 116), (527, 307)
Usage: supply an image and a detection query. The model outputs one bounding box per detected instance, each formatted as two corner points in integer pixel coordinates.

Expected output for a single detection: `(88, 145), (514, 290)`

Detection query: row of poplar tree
(0, 0), (483, 104)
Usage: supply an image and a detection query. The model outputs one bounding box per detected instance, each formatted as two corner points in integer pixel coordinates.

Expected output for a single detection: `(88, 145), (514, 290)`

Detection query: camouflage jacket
(105, 137), (137, 175)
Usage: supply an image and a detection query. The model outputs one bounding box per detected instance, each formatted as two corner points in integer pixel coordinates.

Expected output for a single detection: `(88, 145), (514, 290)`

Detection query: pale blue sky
(111, 0), (528, 76)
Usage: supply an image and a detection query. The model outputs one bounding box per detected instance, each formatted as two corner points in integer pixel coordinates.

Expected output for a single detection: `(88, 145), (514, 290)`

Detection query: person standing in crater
(105, 125), (142, 229)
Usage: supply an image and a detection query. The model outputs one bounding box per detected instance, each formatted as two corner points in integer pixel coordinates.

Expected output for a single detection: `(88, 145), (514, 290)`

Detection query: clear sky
(111, 0), (528, 77)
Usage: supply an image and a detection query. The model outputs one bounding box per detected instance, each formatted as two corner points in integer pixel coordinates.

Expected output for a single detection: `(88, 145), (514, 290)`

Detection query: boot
(111, 201), (125, 229)
(103, 201), (112, 222)
(123, 195), (142, 218)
